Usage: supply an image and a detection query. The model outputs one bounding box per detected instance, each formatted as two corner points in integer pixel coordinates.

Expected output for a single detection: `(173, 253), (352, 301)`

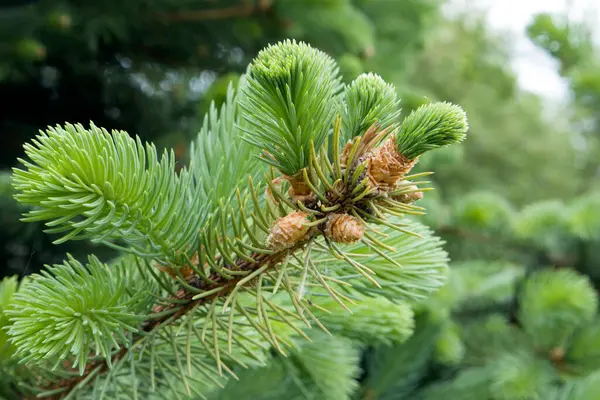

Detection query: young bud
(395, 102), (468, 160)
(157, 252), (198, 281)
(549, 347), (565, 364)
(242, 40), (341, 176)
(267, 211), (311, 250)
(284, 172), (314, 203)
(392, 181), (423, 203)
(159, 265), (195, 281)
(324, 214), (364, 244)
(367, 137), (417, 189)
(341, 73), (400, 140)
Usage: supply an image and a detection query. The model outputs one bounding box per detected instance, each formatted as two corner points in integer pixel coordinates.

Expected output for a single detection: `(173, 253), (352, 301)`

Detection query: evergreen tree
(0, 40), (468, 399)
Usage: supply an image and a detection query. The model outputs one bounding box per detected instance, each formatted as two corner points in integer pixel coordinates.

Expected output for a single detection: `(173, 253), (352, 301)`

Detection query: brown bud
(340, 140), (353, 167)
(157, 251), (199, 281)
(367, 137), (417, 190)
(392, 181), (423, 203)
(325, 214), (364, 244)
(267, 211), (311, 250)
(341, 124), (387, 168)
(158, 265), (195, 281)
(398, 191), (423, 203)
(362, 45), (376, 59)
(284, 172), (314, 203)
(550, 347), (565, 363)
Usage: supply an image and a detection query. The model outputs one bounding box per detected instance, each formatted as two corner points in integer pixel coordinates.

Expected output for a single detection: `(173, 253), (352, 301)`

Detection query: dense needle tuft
(240, 40), (342, 176)
(395, 101), (468, 160)
(6, 255), (147, 374)
(341, 73), (401, 141)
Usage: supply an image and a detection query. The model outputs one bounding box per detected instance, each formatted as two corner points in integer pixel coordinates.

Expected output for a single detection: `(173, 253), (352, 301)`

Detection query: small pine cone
(267, 211), (311, 250)
(368, 137), (417, 190)
(324, 214), (364, 244)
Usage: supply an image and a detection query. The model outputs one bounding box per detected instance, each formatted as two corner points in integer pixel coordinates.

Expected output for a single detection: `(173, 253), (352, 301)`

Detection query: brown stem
(33, 240), (306, 400)
(160, 0), (272, 23)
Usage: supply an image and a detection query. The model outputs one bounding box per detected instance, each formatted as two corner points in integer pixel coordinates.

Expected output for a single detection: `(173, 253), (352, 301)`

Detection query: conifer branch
(24, 119), (447, 396)
(30, 240), (304, 399)
(7, 41), (469, 399)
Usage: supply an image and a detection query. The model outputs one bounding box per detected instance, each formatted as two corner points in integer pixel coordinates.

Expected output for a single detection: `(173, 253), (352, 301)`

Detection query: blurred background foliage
(1, 0), (600, 398)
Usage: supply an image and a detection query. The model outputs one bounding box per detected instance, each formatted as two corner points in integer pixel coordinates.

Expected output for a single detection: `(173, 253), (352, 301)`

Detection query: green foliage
(8, 1), (600, 397)
(292, 332), (360, 400)
(240, 39), (342, 175)
(421, 366), (496, 400)
(190, 79), (262, 207)
(421, 353), (556, 400)
(451, 261), (525, 310)
(405, 181), (600, 399)
(7, 255), (152, 373)
(396, 102), (468, 159)
(360, 317), (441, 399)
(0, 276), (19, 361)
(562, 371), (600, 400)
(453, 192), (515, 232)
(406, 14), (584, 205)
(519, 269), (597, 350)
(2, 39), (466, 399)
(426, 260), (525, 320)
(14, 38), (46, 61)
(334, 219), (449, 302)
(566, 320), (600, 374)
(527, 13), (593, 74)
(12, 123), (207, 261)
(337, 53), (365, 82)
(515, 200), (568, 239)
(490, 353), (556, 400)
(340, 73), (401, 141)
(208, 332), (360, 400)
(435, 321), (465, 365)
(460, 315), (531, 367)
(206, 358), (294, 400)
(515, 200), (574, 262)
(568, 192), (600, 241)
(526, 12), (600, 182)
(279, 0), (375, 57)
(315, 296), (414, 344)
